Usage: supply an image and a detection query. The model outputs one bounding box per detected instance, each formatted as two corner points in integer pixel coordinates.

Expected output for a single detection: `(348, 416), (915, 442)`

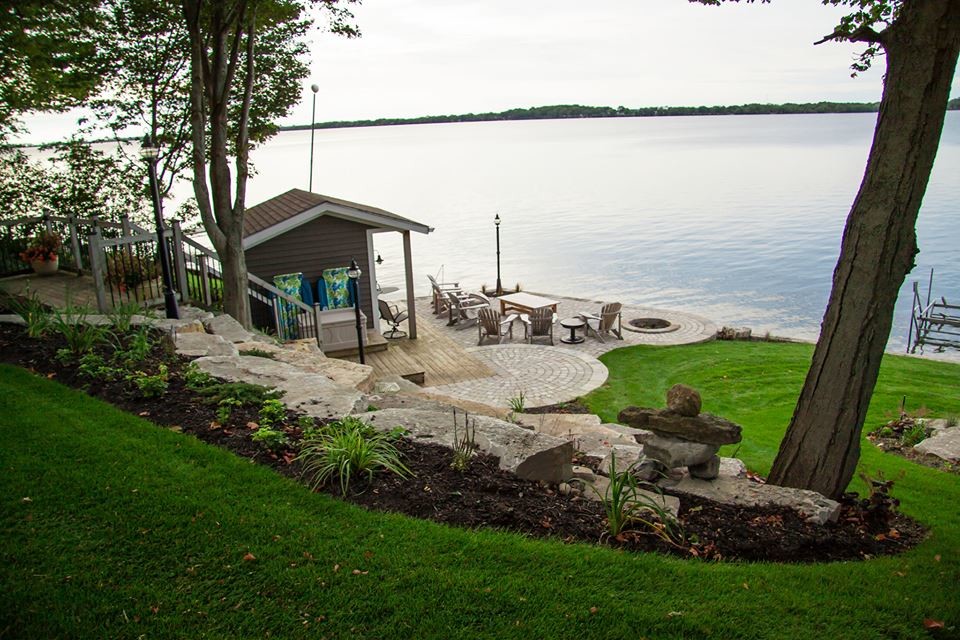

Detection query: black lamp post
(140, 136), (179, 319)
(308, 84), (319, 191)
(347, 258), (365, 364)
(494, 213), (503, 296)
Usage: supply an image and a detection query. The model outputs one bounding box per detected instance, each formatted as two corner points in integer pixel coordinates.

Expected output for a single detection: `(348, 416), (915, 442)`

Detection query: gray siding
(246, 215), (375, 327)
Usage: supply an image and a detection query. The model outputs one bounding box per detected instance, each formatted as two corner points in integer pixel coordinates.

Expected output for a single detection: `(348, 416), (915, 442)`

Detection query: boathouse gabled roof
(242, 189), (432, 250)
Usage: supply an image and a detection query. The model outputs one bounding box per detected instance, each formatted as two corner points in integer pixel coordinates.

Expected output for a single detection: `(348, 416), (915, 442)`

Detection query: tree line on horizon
(285, 98), (960, 131)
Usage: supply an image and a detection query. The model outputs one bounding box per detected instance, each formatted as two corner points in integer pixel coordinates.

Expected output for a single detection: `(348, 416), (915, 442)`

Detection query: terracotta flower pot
(31, 256), (59, 276)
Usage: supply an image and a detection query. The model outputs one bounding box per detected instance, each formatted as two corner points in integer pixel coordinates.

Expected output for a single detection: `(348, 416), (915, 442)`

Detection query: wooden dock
(341, 319), (493, 386)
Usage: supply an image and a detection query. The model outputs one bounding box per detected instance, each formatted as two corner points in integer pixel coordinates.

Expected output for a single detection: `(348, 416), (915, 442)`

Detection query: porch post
(87, 228), (109, 313)
(402, 230), (417, 339)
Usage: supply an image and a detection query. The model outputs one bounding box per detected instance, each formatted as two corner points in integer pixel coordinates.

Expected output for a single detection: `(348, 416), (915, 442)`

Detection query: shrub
(297, 416), (411, 496)
(198, 381), (282, 406)
(252, 427), (289, 453)
(105, 252), (159, 291)
(258, 398), (287, 428)
(127, 364), (169, 398)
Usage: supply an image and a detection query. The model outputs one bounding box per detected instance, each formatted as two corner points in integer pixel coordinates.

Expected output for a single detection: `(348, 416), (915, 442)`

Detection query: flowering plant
(19, 232), (62, 263)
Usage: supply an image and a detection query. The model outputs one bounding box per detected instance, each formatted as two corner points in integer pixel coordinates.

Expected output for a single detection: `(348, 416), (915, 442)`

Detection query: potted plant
(19, 232), (62, 276)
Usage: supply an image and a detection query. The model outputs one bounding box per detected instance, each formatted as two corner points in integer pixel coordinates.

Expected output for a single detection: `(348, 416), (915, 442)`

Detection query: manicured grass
(2, 344), (959, 639)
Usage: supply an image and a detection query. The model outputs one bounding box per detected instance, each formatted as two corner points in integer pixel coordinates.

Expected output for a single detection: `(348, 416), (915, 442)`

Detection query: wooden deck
(342, 318), (493, 386)
(0, 272), (100, 309)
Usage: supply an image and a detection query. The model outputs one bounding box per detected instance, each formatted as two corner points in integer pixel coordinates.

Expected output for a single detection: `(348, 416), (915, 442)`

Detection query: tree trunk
(768, 1), (960, 499)
(219, 224), (251, 327)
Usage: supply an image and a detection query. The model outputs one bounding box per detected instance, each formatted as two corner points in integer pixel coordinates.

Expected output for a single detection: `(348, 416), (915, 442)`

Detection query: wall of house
(245, 215), (375, 327)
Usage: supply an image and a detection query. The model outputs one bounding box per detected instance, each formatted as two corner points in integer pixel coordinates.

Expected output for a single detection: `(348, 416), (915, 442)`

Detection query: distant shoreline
(283, 99), (960, 133)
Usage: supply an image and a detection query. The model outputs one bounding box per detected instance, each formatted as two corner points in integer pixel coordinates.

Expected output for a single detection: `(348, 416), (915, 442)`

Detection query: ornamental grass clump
(5, 289), (51, 338)
(297, 416), (411, 496)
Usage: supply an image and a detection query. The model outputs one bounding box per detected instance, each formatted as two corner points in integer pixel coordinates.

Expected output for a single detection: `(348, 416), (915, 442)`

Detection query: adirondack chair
(580, 302), (624, 343)
(521, 307), (558, 345)
(378, 299), (409, 339)
(446, 290), (489, 329)
(477, 308), (518, 345)
(427, 274), (461, 315)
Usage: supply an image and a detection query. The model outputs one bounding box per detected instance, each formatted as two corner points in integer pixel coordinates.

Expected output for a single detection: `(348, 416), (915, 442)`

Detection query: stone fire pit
(623, 317), (679, 334)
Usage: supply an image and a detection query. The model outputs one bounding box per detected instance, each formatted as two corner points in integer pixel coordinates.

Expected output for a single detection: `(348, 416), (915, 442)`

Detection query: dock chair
(580, 302), (624, 343)
(378, 299), (408, 339)
(446, 291), (489, 329)
(427, 274), (461, 315)
(521, 307), (558, 345)
(477, 308), (518, 345)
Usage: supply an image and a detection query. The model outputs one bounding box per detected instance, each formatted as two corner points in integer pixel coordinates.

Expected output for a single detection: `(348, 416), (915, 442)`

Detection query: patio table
(498, 292), (559, 316)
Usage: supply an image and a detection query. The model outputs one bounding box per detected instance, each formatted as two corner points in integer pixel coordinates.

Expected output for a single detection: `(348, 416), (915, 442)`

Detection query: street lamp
(494, 213), (503, 296)
(308, 84), (319, 192)
(347, 258), (365, 364)
(140, 136), (179, 319)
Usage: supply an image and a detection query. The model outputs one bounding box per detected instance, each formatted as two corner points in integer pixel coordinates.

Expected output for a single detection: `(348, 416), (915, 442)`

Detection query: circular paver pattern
(426, 344), (608, 409)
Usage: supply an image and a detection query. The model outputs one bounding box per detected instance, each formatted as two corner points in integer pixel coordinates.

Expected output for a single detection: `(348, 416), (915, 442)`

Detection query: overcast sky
(19, 0), (958, 145)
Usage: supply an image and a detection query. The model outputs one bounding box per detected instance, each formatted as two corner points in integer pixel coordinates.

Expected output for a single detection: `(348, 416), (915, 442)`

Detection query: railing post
(43, 212), (53, 235)
(198, 254), (212, 307)
(121, 215), (132, 237)
(87, 228), (109, 313)
(171, 221), (189, 303)
(313, 302), (323, 350)
(272, 296), (284, 341)
(68, 215), (83, 273)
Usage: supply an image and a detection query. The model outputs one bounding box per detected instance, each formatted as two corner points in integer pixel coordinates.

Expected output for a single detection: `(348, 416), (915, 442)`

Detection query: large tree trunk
(768, 1), (960, 499)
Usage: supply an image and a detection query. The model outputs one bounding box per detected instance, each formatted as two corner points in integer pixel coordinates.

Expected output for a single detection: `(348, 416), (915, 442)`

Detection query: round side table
(559, 317), (585, 344)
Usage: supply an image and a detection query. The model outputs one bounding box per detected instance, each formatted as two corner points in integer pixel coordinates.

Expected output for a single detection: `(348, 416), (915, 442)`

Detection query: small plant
(450, 409), (477, 472)
(5, 290), (52, 338)
(184, 364), (215, 391)
(198, 381), (282, 406)
(19, 231), (61, 264)
(51, 305), (110, 359)
(216, 397), (243, 424)
(297, 416), (411, 496)
(592, 451), (684, 545)
(947, 416), (959, 428)
(77, 353), (123, 382)
(901, 423), (928, 447)
(127, 364), (169, 398)
(298, 415), (316, 430)
(507, 390), (526, 414)
(252, 427), (289, 453)
(112, 326), (154, 367)
(239, 347), (276, 359)
(258, 398), (287, 428)
(106, 301), (146, 333)
(857, 471), (902, 532)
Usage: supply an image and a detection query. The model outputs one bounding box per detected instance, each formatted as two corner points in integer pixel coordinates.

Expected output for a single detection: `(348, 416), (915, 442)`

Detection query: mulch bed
(867, 434), (959, 475)
(0, 321), (927, 563)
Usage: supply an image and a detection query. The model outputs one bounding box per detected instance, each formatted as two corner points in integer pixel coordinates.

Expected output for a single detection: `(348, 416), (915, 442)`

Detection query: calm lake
(230, 112), (958, 354)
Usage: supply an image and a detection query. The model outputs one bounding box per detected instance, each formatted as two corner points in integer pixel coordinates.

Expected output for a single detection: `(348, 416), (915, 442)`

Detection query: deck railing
(2, 213), (322, 347)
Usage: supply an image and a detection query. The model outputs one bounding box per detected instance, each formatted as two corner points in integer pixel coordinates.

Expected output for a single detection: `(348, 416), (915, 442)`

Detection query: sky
(18, 0), (957, 145)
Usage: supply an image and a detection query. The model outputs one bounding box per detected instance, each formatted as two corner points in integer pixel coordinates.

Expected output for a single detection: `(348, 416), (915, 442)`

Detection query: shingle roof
(243, 189), (430, 237)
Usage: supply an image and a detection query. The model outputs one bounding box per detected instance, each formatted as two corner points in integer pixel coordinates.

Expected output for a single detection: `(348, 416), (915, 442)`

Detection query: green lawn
(2, 342), (959, 639)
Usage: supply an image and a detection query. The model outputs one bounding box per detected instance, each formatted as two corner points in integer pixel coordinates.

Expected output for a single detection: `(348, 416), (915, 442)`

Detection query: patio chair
(477, 308), (518, 345)
(378, 299), (408, 339)
(580, 302), (624, 343)
(428, 274), (461, 315)
(446, 290), (489, 329)
(521, 307), (558, 345)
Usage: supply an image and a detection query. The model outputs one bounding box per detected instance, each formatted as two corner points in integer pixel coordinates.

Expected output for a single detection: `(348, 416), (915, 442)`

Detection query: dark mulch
(0, 322), (927, 563)
(868, 435), (959, 475)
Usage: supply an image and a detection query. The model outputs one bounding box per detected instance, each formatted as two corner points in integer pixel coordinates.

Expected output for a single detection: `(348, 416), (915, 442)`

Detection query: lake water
(229, 112), (958, 355)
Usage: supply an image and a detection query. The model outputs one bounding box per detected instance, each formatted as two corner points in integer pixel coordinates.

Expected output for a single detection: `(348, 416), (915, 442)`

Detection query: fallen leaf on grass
(303, 552), (314, 561)
(243, 552), (256, 562)
(150, 605), (159, 615)
(667, 611), (683, 617)
(246, 422), (259, 430)
(209, 421), (222, 431)
(742, 583), (749, 590)
(363, 551), (373, 560)
(21, 497), (31, 503)
(934, 554), (941, 562)
(589, 607), (598, 615)
(139, 411), (150, 416)
(923, 619), (945, 630)
(333, 564), (340, 573)
(352, 569), (368, 575)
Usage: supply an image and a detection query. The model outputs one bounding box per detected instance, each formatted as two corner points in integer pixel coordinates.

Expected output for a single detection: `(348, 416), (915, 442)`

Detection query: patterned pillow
(322, 267), (352, 309)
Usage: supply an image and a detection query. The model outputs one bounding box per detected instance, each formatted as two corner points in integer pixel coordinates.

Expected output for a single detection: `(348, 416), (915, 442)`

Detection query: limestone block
(579, 475), (681, 518)
(599, 445), (647, 476)
(619, 406), (742, 445)
(643, 434), (718, 468)
(193, 355), (365, 419)
(175, 332), (238, 357)
(666, 383), (702, 417)
(356, 408), (573, 483)
(662, 475), (840, 525)
(689, 455), (720, 480)
(914, 427), (960, 463)
(203, 314), (255, 343)
(718, 457), (748, 478)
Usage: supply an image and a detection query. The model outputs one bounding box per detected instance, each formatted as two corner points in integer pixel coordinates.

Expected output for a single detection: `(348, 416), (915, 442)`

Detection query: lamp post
(347, 258), (365, 364)
(494, 213), (503, 296)
(308, 84), (319, 192)
(140, 136), (179, 319)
